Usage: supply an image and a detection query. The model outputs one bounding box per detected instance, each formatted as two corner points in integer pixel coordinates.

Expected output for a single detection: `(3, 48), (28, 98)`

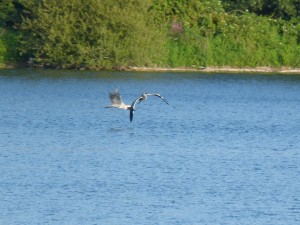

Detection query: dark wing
(130, 96), (143, 110)
(109, 89), (124, 106)
(129, 95), (144, 122)
(146, 93), (169, 105)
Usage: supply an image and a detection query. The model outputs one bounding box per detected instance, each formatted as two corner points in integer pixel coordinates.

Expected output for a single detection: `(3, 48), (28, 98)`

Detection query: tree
(17, 0), (167, 69)
(0, 0), (18, 27)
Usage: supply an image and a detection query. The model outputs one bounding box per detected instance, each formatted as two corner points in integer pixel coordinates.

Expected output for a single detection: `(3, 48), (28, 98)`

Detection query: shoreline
(127, 66), (300, 74)
(1, 64), (300, 74)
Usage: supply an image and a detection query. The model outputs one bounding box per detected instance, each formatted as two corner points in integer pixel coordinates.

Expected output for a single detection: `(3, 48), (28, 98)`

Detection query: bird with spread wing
(105, 89), (169, 122)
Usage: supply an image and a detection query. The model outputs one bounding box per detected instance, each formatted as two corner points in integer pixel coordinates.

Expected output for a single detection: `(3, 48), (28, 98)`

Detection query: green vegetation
(0, 29), (19, 67)
(0, 0), (299, 69)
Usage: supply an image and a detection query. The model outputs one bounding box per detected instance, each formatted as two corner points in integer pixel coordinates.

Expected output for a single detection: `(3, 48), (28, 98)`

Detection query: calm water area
(0, 69), (300, 224)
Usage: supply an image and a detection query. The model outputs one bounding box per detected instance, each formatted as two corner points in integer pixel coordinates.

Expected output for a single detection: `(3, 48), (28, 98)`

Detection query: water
(0, 69), (300, 225)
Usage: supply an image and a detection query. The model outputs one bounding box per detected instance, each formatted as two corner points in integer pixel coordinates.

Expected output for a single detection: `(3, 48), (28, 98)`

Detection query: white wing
(146, 93), (169, 105)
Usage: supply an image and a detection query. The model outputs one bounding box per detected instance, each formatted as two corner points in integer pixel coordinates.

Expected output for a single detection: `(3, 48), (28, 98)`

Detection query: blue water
(0, 69), (300, 225)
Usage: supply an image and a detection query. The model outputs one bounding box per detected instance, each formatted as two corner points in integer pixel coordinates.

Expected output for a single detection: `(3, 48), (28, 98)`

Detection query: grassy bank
(0, 0), (299, 70)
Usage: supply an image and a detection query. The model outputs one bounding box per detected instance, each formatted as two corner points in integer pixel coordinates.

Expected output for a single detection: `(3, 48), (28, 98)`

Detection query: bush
(1, 0), (299, 69)
(0, 28), (19, 66)
(18, 0), (167, 69)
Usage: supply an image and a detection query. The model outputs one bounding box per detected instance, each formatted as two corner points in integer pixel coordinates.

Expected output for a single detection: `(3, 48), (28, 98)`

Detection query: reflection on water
(0, 69), (300, 225)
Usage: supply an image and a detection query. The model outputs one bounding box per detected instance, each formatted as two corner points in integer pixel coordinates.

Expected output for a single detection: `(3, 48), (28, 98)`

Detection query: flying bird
(106, 89), (169, 122)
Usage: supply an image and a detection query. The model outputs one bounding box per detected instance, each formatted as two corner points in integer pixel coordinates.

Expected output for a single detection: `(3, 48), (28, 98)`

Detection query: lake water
(0, 69), (300, 225)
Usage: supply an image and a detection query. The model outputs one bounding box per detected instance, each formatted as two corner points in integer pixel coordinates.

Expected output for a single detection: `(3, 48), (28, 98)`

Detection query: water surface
(1, 69), (300, 224)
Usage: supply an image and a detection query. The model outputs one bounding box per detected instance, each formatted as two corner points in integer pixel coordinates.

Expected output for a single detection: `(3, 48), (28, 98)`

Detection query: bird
(106, 89), (169, 122)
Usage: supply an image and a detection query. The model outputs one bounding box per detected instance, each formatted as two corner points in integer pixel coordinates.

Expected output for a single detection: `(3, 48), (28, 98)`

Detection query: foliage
(222, 0), (300, 20)
(0, 0), (299, 69)
(0, 0), (17, 27)
(152, 0), (300, 68)
(0, 28), (20, 66)
(0, 0), (26, 28)
(17, 0), (167, 69)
